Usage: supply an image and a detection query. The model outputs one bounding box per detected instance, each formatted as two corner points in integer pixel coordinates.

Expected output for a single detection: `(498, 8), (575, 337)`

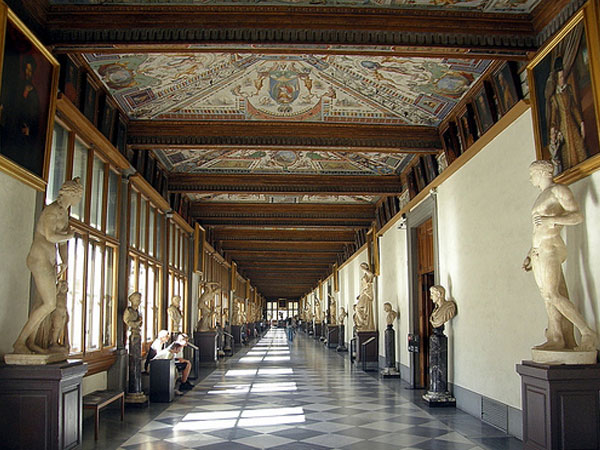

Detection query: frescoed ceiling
(84, 53), (489, 126)
(188, 193), (379, 204)
(49, 0), (543, 14)
(157, 149), (412, 176)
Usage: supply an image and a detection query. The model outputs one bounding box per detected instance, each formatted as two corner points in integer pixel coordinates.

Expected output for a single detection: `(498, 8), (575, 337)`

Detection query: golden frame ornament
(0, 4), (59, 191)
(527, 1), (600, 184)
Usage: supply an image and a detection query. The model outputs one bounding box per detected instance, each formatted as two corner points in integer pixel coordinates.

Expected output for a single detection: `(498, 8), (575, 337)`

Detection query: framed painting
(99, 96), (116, 142)
(0, 6), (59, 191)
(528, 2), (600, 183)
(440, 121), (461, 164)
(491, 62), (521, 116)
(473, 86), (495, 135)
(82, 73), (99, 126)
(457, 104), (478, 150)
(59, 54), (81, 107)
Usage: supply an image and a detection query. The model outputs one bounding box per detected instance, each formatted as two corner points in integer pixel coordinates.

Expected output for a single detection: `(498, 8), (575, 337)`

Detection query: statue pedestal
(0, 360), (87, 450)
(336, 324), (348, 352)
(327, 325), (339, 348)
(357, 330), (378, 371)
(381, 325), (400, 378)
(423, 326), (455, 407)
(314, 322), (322, 340)
(516, 361), (600, 450)
(194, 331), (218, 364)
(231, 325), (242, 344)
(126, 332), (148, 406)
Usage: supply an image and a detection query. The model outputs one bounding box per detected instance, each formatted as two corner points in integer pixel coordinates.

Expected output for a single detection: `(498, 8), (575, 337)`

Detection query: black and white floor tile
(99, 328), (520, 450)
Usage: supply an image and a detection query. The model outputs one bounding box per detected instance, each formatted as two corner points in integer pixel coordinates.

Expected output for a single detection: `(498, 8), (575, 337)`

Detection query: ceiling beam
(192, 202), (375, 219)
(45, 4), (536, 55)
(220, 241), (346, 252)
(129, 121), (441, 153)
(170, 173), (402, 195)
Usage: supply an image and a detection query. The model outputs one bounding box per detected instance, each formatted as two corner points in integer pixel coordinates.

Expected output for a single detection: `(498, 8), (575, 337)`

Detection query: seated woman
(144, 329), (169, 372)
(172, 333), (194, 391)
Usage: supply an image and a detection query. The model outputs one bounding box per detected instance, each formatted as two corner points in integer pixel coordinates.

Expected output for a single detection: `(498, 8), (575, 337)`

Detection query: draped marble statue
(523, 160), (598, 363)
(197, 282), (219, 331)
(7, 178), (83, 364)
(314, 296), (323, 324)
(168, 295), (183, 333)
(328, 294), (337, 325)
(124, 292), (147, 403)
(355, 262), (375, 331)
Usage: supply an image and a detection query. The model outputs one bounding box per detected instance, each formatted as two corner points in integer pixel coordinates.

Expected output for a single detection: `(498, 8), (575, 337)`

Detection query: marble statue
(197, 282), (219, 332)
(523, 160), (598, 362)
(328, 294), (337, 325)
(123, 291), (147, 404)
(9, 178), (83, 361)
(33, 280), (69, 354)
(339, 307), (347, 325)
(167, 295), (183, 333)
(232, 300), (240, 326)
(383, 302), (397, 326)
(429, 285), (457, 329)
(314, 296), (323, 324)
(356, 262), (375, 331)
(423, 285), (456, 406)
(124, 292), (143, 334)
(222, 307), (229, 326)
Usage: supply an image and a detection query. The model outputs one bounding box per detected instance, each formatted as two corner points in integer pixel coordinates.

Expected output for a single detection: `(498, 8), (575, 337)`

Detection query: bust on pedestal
(167, 295), (183, 335)
(336, 307), (348, 352)
(423, 285), (456, 406)
(381, 302), (400, 378)
(124, 292), (148, 405)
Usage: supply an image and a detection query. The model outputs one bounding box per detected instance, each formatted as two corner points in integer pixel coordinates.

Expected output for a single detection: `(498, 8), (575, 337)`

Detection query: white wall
(0, 172), (37, 358)
(377, 226), (410, 367)
(82, 371), (107, 396)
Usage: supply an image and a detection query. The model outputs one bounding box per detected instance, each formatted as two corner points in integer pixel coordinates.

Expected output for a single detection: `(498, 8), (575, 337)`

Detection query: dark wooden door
(416, 218), (434, 389)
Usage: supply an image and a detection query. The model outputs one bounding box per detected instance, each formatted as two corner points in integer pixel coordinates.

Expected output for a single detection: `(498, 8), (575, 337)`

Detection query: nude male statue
(523, 160), (597, 351)
(13, 178), (83, 354)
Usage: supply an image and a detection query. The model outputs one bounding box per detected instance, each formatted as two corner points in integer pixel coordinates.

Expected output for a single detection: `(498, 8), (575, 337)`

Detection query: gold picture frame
(0, 4), (59, 191)
(527, 1), (600, 184)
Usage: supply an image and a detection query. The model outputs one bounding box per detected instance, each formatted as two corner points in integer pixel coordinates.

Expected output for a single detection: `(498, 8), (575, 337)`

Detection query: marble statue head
(129, 292), (142, 308)
(58, 177), (84, 206)
(430, 285), (445, 305)
(383, 302), (392, 312)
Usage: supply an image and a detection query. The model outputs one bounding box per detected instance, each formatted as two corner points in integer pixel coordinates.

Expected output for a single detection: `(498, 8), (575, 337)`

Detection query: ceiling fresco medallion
(52, 0), (542, 13)
(156, 148), (413, 175)
(84, 53), (489, 126)
(187, 193), (380, 204)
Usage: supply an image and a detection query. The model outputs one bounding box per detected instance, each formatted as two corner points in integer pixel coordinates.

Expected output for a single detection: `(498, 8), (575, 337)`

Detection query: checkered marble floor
(116, 329), (511, 450)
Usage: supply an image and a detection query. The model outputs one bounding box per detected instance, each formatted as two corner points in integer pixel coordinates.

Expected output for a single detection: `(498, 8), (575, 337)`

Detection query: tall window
(167, 220), (189, 331)
(128, 185), (164, 343)
(46, 121), (120, 355)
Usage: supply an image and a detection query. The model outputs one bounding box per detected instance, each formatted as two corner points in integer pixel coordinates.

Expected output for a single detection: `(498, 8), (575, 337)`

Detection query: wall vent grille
(481, 397), (508, 432)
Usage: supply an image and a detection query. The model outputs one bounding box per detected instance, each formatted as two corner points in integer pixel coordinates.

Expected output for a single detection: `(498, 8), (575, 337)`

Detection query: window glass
(146, 265), (155, 340)
(129, 191), (137, 249)
(148, 208), (155, 258)
(156, 213), (163, 259)
(103, 246), (115, 347)
(106, 171), (119, 237)
(86, 242), (103, 351)
(46, 123), (69, 205)
(138, 262), (147, 341)
(128, 257), (136, 295)
(90, 156), (105, 230)
(140, 198), (147, 253)
(71, 140), (89, 221)
(68, 235), (86, 353)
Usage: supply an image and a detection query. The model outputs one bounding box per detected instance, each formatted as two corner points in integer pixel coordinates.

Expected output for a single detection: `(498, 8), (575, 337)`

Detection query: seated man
(144, 329), (169, 372)
(173, 333), (194, 391)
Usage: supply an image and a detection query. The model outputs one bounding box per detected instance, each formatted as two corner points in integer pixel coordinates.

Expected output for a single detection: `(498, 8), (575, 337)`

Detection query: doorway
(416, 218), (434, 389)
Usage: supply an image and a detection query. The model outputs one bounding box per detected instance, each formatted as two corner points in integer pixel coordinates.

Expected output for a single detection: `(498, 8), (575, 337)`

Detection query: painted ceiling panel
(157, 149), (413, 175)
(187, 193), (380, 204)
(84, 53), (490, 126)
(51, 0), (542, 14)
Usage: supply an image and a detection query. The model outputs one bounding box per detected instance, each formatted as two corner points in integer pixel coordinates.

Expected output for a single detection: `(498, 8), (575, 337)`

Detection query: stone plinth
(381, 324), (400, 378)
(517, 361), (600, 450)
(336, 324), (348, 352)
(357, 330), (378, 370)
(423, 326), (455, 407)
(314, 322), (322, 340)
(194, 330), (218, 364)
(327, 325), (339, 348)
(127, 331), (148, 406)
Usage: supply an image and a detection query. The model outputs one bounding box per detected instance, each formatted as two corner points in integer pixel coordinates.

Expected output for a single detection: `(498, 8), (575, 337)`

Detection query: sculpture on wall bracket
(381, 302), (400, 378)
(5, 178), (83, 365)
(523, 160), (598, 364)
(355, 262), (375, 331)
(423, 285), (457, 407)
(168, 295), (183, 334)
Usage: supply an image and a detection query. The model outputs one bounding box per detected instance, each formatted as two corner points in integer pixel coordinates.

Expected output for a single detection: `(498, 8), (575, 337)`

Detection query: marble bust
(167, 295), (183, 333)
(124, 292), (143, 334)
(523, 160), (598, 361)
(383, 302), (397, 326)
(429, 285), (456, 328)
(11, 178), (83, 357)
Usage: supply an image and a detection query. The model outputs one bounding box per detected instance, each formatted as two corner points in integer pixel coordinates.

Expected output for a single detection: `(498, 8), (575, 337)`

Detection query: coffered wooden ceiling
(13, 0), (578, 300)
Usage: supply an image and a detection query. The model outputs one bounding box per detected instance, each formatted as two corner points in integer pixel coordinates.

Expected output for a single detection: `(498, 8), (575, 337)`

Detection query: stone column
(126, 327), (147, 404)
(336, 324), (347, 352)
(422, 325), (455, 406)
(381, 324), (400, 377)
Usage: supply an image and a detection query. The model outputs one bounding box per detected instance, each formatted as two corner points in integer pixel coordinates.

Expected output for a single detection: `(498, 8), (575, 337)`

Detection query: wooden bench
(83, 390), (124, 440)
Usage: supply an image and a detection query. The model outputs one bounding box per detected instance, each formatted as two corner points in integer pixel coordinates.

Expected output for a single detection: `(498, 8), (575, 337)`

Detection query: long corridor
(112, 329), (520, 450)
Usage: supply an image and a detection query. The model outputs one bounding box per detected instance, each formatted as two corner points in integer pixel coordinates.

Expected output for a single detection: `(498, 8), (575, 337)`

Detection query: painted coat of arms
(269, 70), (300, 112)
